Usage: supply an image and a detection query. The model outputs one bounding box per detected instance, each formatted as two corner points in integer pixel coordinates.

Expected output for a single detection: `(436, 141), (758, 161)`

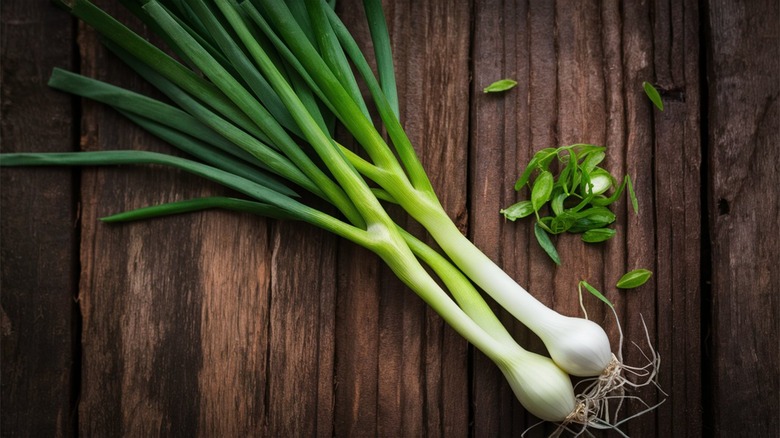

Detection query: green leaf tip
(643, 81), (664, 111)
(500, 200), (534, 221)
(581, 227), (616, 243)
(483, 79), (517, 93)
(579, 280), (613, 308)
(616, 268), (653, 289)
(534, 222), (560, 265)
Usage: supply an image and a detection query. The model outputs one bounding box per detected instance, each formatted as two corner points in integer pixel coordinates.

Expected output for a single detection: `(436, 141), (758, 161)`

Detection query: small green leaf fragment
(483, 78), (518, 93)
(581, 227), (616, 243)
(531, 170), (554, 212)
(616, 269), (653, 289)
(550, 192), (568, 216)
(500, 200), (534, 221)
(643, 81), (664, 111)
(579, 280), (613, 308)
(549, 213), (576, 234)
(580, 151), (606, 173)
(534, 222), (561, 265)
(568, 207), (616, 233)
(558, 149), (578, 194)
(513, 148), (556, 190)
(626, 175), (639, 213)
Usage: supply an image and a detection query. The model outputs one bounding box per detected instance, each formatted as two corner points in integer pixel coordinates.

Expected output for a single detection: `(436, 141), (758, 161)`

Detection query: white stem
(370, 224), (577, 421)
(402, 192), (613, 377)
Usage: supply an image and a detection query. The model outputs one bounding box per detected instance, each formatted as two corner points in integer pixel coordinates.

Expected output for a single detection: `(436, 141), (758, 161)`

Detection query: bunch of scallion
(0, 0), (658, 430)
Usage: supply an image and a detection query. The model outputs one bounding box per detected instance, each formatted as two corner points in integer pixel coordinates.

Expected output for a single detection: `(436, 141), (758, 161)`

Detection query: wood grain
(707, 0), (779, 436)
(77, 3), (209, 433)
(470, 0), (702, 435)
(334, 1), (471, 436)
(0, 1), (77, 436)
(652, 0), (703, 436)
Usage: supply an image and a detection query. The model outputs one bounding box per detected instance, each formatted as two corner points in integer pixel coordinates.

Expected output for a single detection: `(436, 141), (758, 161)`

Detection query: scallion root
(553, 316), (665, 437)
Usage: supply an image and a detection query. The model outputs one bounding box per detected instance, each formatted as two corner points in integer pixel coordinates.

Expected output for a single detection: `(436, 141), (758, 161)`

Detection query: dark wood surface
(1, 1), (777, 436)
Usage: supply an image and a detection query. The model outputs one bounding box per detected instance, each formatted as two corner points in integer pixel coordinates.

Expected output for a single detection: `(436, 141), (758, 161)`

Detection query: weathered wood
(471, 1), (546, 434)
(76, 3), (209, 433)
(707, 1), (779, 436)
(470, 0), (702, 435)
(652, 0), (703, 436)
(334, 1), (471, 436)
(74, 1), (279, 435)
(0, 1), (77, 436)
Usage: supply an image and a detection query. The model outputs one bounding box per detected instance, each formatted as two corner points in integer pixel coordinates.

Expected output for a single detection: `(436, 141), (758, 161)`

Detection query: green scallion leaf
(643, 81), (664, 111)
(579, 280), (613, 308)
(616, 269), (653, 289)
(500, 200), (534, 221)
(483, 78), (517, 93)
(581, 228), (616, 243)
(531, 170), (554, 212)
(534, 222), (560, 265)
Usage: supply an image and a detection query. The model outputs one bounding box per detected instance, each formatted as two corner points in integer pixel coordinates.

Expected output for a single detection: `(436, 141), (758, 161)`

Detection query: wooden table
(2, 1), (777, 436)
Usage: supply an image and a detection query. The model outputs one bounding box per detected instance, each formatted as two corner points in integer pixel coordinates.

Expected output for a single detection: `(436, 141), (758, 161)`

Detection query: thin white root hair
(551, 313), (665, 437)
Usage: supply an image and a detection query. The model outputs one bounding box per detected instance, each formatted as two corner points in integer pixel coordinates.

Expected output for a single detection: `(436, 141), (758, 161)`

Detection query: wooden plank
(707, 1), (780, 436)
(76, 3), (209, 433)
(72, 1), (469, 436)
(651, 0), (703, 436)
(470, 1), (541, 434)
(390, 2), (472, 436)
(470, 0), (702, 435)
(334, 1), (471, 436)
(618, 1), (661, 436)
(0, 1), (77, 436)
(72, 1), (284, 435)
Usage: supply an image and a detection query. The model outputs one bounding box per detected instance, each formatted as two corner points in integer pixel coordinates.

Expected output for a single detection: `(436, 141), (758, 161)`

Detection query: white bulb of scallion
(497, 350), (577, 422)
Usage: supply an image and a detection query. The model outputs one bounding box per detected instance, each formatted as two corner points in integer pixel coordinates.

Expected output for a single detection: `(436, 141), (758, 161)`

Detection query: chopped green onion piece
(581, 228), (616, 243)
(616, 269), (653, 289)
(534, 223), (561, 265)
(500, 200), (534, 221)
(483, 78), (517, 93)
(531, 170), (554, 212)
(643, 81), (664, 111)
(579, 281), (613, 308)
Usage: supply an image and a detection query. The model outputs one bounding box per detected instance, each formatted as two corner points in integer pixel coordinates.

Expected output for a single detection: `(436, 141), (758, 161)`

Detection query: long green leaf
(218, 0), (388, 226)
(305, 0), (371, 119)
(324, 6), (433, 194)
(142, 0), (363, 226)
(0, 151), (305, 214)
(120, 111), (298, 197)
(188, 0), (301, 135)
(71, 0), (261, 140)
(256, 0), (399, 171)
(102, 196), (297, 222)
(120, 0), (241, 80)
(48, 68), (261, 166)
(362, 0), (399, 117)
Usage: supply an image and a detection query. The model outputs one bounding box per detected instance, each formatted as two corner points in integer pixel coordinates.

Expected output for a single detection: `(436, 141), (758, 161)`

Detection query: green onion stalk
(0, 0), (658, 430)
